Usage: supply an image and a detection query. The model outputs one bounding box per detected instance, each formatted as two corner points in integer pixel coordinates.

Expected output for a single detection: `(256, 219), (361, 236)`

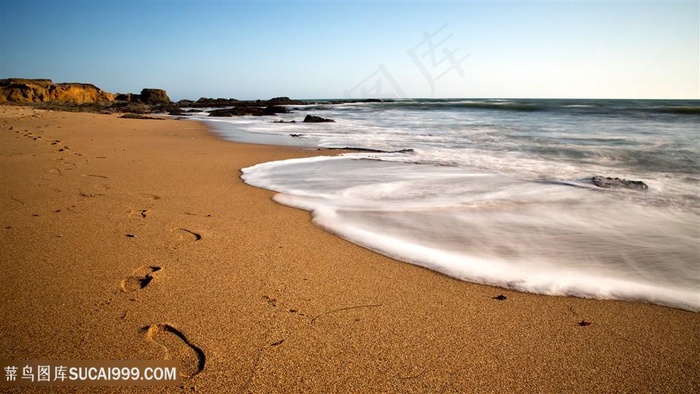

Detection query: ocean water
(191, 99), (699, 311)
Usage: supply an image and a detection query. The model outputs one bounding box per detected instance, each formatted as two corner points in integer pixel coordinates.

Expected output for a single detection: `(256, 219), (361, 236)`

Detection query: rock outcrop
(0, 78), (178, 110)
(0, 78), (115, 103)
(138, 88), (171, 105)
(208, 107), (252, 117)
(591, 176), (648, 191)
(266, 97), (303, 106)
(186, 96), (302, 108)
(208, 106), (289, 117)
(1, 79), (310, 119)
(303, 115), (335, 123)
(115, 88), (171, 105)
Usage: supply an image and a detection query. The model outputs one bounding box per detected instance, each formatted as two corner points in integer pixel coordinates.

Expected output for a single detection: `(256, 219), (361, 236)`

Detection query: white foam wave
(243, 156), (700, 311)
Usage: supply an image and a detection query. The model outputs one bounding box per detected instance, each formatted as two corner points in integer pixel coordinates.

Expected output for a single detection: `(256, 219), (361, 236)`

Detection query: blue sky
(1, 1), (698, 100)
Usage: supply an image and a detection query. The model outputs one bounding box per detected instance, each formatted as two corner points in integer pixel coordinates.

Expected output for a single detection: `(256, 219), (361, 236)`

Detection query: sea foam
(243, 154), (700, 311)
(201, 98), (699, 311)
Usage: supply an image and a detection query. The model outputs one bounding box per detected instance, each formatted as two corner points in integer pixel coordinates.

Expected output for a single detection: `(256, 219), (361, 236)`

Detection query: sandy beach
(1, 106), (698, 392)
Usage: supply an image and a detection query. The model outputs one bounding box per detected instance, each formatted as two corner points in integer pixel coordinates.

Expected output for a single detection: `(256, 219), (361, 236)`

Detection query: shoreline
(1, 106), (698, 392)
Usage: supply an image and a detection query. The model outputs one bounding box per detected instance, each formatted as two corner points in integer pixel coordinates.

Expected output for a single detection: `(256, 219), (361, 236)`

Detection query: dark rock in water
(209, 105), (289, 117)
(209, 107), (261, 116)
(591, 176), (648, 191)
(267, 97), (303, 105)
(208, 108), (240, 117)
(327, 147), (415, 154)
(186, 96), (301, 108)
(303, 115), (335, 123)
(262, 106), (289, 115)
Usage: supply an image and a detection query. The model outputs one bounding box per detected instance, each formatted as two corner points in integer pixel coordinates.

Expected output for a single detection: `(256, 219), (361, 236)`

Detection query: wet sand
(1, 106), (698, 392)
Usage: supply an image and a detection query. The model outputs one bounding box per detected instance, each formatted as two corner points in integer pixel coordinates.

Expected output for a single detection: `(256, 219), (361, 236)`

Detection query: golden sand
(1, 106), (698, 392)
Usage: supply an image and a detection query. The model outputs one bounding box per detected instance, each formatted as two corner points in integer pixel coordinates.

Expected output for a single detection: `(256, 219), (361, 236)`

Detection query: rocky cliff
(0, 78), (116, 104)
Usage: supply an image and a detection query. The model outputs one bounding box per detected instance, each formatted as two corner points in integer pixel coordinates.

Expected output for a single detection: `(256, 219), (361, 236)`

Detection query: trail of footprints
(10, 121), (208, 378)
(106, 144), (204, 379)
(120, 263), (206, 378)
(120, 225), (205, 378)
(12, 124), (74, 154)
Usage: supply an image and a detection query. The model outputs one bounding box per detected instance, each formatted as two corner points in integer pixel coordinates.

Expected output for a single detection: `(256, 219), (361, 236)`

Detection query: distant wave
(344, 99), (700, 116)
(456, 101), (543, 112)
(362, 100), (544, 112)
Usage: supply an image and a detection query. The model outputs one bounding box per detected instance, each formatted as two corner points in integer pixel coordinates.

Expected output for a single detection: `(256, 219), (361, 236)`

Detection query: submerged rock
(262, 106), (289, 115)
(208, 107), (263, 117)
(208, 108), (240, 117)
(208, 105), (289, 117)
(591, 176), (649, 191)
(303, 115), (335, 123)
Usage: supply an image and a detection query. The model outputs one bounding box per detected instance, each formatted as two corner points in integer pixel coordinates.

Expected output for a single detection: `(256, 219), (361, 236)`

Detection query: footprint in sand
(143, 323), (206, 377)
(120, 265), (161, 292)
(170, 228), (203, 242)
(128, 209), (149, 219)
(179, 228), (202, 241)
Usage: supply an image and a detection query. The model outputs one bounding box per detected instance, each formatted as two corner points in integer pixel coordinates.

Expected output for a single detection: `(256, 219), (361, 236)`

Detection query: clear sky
(1, 1), (698, 100)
